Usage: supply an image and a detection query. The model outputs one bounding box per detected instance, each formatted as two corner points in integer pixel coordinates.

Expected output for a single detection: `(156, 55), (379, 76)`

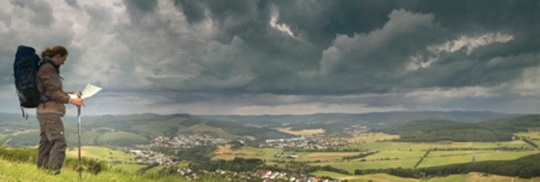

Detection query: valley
(1, 111), (540, 181)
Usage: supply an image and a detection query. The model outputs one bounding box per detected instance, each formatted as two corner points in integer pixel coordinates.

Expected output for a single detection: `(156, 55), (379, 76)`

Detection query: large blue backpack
(13, 45), (48, 118)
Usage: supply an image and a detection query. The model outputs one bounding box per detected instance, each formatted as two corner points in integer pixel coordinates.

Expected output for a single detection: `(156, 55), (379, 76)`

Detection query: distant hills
(0, 113), (294, 147)
(0, 111), (528, 147)
(372, 114), (540, 142)
(201, 111), (523, 134)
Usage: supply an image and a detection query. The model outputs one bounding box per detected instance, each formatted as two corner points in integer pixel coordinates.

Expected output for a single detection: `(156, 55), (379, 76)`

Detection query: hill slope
(0, 113), (294, 147)
(374, 114), (540, 142)
(202, 111), (521, 134)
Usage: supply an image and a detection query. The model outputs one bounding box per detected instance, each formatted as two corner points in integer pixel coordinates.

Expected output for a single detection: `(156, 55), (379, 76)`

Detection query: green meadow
(314, 158), (419, 173)
(0, 158), (231, 182)
(209, 132), (540, 177)
(66, 146), (134, 162)
(66, 146), (147, 173)
(308, 171), (540, 182)
(350, 141), (531, 151)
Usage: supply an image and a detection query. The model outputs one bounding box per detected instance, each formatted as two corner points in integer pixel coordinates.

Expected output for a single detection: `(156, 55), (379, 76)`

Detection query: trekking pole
(77, 92), (82, 180)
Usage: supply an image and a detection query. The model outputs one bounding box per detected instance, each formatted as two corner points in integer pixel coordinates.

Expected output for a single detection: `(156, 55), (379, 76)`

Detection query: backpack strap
(20, 106), (28, 120)
(40, 91), (50, 109)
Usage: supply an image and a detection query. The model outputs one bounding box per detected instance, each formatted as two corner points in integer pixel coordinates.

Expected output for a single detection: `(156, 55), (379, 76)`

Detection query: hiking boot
(49, 170), (61, 175)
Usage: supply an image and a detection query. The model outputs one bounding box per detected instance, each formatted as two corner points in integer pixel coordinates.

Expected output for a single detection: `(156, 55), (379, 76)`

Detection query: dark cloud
(0, 9), (11, 27)
(10, 0), (55, 27)
(122, 0), (540, 97)
(172, 0), (206, 24)
(83, 4), (113, 29)
(64, 0), (80, 9)
(1, 0), (540, 115)
(123, 0), (158, 21)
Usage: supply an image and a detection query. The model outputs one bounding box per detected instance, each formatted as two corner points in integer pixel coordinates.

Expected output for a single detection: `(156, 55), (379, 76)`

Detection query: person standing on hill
(36, 45), (83, 175)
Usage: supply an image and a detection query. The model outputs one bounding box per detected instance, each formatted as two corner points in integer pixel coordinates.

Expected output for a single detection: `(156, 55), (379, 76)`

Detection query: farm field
(277, 127), (325, 136)
(66, 146), (146, 173)
(66, 146), (134, 162)
(293, 152), (363, 162)
(61, 131), (540, 180)
(212, 144), (282, 161)
(346, 132), (400, 143)
(363, 150), (426, 160)
(419, 150), (540, 168)
(515, 130), (540, 139)
(212, 132), (540, 175)
(309, 171), (540, 182)
(515, 131), (540, 147)
(350, 141), (533, 151)
(311, 171), (421, 182)
(313, 158), (420, 173)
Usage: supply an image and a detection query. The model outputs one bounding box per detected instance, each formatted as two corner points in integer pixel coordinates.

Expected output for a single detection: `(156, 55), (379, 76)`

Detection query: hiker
(36, 45), (83, 175)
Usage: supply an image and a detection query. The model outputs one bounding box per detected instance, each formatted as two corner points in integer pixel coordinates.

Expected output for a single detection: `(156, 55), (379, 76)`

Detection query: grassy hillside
(0, 159), (186, 182)
(0, 145), (228, 182)
(373, 119), (463, 134)
(0, 113), (294, 147)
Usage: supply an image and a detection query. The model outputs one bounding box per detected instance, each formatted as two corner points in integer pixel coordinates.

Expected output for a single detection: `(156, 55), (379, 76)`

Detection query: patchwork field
(314, 158), (420, 173)
(212, 144), (282, 161)
(66, 146), (146, 173)
(67, 146), (133, 161)
(65, 131), (540, 181)
(346, 132), (400, 143)
(296, 152), (363, 162)
(277, 127), (325, 136)
(350, 141), (533, 151)
(211, 131), (540, 180)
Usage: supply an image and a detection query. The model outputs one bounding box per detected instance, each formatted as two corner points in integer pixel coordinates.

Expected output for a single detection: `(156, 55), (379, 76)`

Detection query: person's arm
(39, 67), (70, 104)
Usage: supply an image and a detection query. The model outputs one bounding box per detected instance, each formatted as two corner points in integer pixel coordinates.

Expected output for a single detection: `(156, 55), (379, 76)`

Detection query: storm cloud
(1, 0), (539, 115)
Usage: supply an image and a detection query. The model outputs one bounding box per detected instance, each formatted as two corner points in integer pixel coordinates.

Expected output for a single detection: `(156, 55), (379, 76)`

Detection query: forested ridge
(374, 115), (540, 142)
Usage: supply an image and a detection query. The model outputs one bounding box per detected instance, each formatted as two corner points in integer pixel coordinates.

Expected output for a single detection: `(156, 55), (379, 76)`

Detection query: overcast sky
(1, 0), (540, 116)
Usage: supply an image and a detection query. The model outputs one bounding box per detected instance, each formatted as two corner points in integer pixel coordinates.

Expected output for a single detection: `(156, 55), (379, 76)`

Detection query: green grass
(66, 146), (135, 162)
(349, 132), (400, 143)
(418, 151), (540, 168)
(65, 128), (148, 147)
(313, 158), (419, 173)
(0, 159), (186, 182)
(515, 131), (540, 148)
(85, 146), (132, 160)
(428, 150), (490, 157)
(515, 131), (540, 139)
(310, 170), (350, 178)
(112, 163), (147, 173)
(291, 152), (362, 162)
(351, 141), (530, 151)
(189, 123), (237, 139)
(66, 146), (146, 174)
(472, 150), (540, 161)
(419, 155), (474, 168)
(336, 173), (419, 182)
(424, 174), (470, 182)
(213, 145), (282, 161)
(364, 150), (426, 160)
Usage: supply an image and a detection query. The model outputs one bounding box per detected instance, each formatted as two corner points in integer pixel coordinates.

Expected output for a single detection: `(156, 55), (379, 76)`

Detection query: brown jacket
(36, 60), (70, 116)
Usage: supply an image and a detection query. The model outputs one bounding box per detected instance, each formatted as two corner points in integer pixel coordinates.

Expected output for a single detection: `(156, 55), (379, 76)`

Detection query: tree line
(355, 153), (540, 178)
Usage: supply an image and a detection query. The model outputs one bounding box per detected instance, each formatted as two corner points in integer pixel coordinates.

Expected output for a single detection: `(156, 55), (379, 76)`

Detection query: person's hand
(71, 98), (83, 106)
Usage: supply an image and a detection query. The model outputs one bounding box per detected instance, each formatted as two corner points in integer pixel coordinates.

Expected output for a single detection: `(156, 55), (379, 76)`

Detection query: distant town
(124, 129), (369, 181)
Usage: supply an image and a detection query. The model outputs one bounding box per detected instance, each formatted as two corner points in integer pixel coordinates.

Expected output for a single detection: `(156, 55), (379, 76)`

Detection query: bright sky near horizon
(1, 0), (540, 116)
